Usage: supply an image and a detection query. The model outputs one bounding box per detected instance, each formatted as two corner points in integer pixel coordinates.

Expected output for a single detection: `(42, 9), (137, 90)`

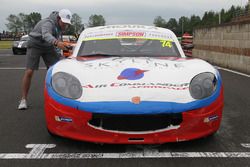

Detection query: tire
(12, 48), (18, 55)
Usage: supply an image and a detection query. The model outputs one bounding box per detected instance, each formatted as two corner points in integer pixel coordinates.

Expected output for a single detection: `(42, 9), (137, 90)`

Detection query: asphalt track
(0, 49), (250, 167)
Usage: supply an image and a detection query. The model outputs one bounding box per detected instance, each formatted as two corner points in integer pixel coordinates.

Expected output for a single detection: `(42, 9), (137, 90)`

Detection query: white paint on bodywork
(52, 57), (217, 103)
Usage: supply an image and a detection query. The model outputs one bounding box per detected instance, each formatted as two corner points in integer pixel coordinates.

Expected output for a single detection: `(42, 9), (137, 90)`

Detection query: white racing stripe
(0, 144), (250, 159)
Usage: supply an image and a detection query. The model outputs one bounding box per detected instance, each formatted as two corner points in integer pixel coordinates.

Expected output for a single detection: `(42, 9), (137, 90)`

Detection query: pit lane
(0, 50), (249, 166)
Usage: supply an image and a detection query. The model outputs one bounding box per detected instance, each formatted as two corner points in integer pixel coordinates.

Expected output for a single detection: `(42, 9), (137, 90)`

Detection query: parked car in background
(12, 35), (29, 55)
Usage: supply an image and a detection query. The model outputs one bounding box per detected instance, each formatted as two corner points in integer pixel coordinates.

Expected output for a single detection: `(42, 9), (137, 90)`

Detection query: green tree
(6, 12), (41, 33)
(153, 16), (167, 28)
(5, 14), (22, 33)
(65, 13), (83, 35)
(219, 9), (226, 24)
(166, 18), (178, 34)
(25, 12), (41, 33)
(178, 16), (190, 35)
(18, 13), (28, 33)
(223, 5), (236, 23)
(88, 14), (106, 27)
(190, 15), (201, 29)
(152, 4), (246, 34)
(72, 13), (83, 34)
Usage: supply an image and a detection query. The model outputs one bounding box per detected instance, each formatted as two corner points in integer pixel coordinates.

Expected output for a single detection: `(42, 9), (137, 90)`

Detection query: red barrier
(181, 33), (193, 57)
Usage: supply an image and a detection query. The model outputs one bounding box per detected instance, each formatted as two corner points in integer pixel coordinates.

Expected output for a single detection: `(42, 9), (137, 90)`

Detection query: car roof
(84, 25), (171, 32)
(80, 24), (176, 41)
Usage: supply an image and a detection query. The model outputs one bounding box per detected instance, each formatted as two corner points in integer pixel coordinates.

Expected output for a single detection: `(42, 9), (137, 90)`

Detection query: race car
(12, 34), (29, 55)
(44, 25), (224, 144)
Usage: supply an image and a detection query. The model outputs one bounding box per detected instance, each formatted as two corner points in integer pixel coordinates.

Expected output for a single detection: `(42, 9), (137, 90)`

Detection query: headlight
(189, 72), (217, 99)
(52, 72), (82, 99)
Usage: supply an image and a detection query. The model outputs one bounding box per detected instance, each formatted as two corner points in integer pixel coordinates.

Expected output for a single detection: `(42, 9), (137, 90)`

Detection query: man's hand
(65, 45), (73, 50)
(56, 41), (71, 50)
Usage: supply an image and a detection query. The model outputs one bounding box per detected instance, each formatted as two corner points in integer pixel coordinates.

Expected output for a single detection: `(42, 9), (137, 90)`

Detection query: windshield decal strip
(82, 37), (174, 42)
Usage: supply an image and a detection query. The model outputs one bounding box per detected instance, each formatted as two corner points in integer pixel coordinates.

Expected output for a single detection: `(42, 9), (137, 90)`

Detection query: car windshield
(20, 36), (29, 41)
(77, 38), (181, 57)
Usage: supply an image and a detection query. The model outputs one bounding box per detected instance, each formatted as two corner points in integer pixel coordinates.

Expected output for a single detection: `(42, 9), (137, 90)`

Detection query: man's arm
(41, 21), (68, 50)
(41, 21), (57, 45)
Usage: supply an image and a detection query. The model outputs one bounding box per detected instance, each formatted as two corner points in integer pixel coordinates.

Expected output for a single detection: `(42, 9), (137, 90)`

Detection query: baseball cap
(59, 9), (72, 25)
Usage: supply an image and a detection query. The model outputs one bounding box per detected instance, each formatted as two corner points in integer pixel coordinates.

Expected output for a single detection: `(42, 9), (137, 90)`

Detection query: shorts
(26, 47), (60, 70)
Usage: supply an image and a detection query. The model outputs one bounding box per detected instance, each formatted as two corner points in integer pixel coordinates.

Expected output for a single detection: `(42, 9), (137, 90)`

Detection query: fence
(0, 34), (22, 41)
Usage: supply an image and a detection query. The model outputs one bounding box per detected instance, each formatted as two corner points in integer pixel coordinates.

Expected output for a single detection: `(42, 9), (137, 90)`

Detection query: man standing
(18, 9), (73, 110)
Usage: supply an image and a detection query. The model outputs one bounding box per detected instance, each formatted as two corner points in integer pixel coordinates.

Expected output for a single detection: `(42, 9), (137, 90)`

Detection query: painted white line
(0, 67), (47, 70)
(241, 143), (250, 148)
(216, 66), (250, 78)
(1, 152), (250, 159)
(0, 144), (250, 159)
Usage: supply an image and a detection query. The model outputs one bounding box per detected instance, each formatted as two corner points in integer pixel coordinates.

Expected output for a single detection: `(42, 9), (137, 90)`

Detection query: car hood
(50, 57), (219, 105)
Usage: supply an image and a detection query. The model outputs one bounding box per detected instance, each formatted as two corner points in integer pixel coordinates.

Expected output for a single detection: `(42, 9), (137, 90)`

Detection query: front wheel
(12, 49), (18, 55)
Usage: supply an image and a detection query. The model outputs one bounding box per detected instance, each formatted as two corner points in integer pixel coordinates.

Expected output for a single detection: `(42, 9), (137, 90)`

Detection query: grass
(0, 41), (13, 49)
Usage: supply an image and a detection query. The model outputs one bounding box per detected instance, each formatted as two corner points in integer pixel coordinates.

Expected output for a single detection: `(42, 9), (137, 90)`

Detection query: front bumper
(44, 88), (224, 144)
(12, 47), (27, 54)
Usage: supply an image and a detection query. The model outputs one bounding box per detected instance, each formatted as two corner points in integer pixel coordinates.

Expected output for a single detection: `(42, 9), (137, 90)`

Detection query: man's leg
(18, 47), (40, 110)
(18, 69), (34, 110)
(21, 69), (34, 100)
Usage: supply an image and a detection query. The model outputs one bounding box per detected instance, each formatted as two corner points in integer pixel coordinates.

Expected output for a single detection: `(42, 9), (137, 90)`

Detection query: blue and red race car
(44, 25), (224, 144)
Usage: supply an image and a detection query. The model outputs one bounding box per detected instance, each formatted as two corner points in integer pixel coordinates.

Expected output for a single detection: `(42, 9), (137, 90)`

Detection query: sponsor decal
(204, 115), (219, 123)
(79, 57), (169, 69)
(116, 31), (145, 37)
(209, 115), (219, 121)
(82, 82), (189, 90)
(84, 32), (114, 39)
(117, 68), (148, 80)
(99, 25), (158, 30)
(148, 33), (173, 40)
(55, 116), (73, 123)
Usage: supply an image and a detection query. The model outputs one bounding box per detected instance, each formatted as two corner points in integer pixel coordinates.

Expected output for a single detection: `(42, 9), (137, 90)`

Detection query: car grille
(88, 113), (182, 132)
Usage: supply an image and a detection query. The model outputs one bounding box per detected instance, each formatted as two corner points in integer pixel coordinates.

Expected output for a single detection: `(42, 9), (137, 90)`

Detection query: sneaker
(18, 99), (28, 110)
